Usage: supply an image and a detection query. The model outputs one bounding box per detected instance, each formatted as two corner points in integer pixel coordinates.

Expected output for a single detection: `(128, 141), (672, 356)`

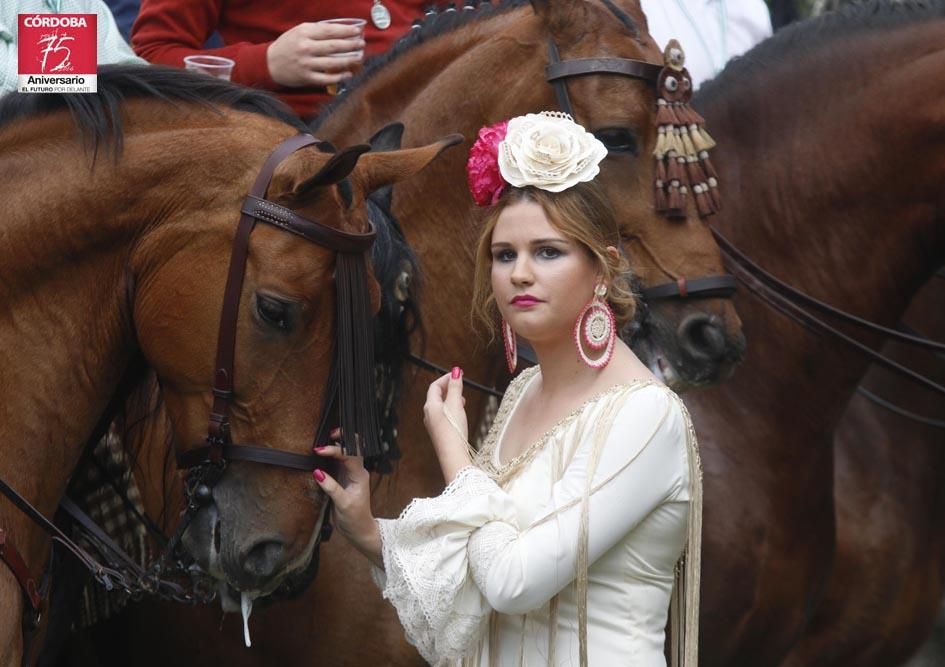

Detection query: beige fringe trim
(671, 399), (703, 667)
(460, 383), (701, 667)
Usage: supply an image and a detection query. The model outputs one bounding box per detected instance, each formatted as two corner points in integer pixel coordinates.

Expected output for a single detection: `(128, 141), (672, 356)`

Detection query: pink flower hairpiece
(466, 120), (508, 207)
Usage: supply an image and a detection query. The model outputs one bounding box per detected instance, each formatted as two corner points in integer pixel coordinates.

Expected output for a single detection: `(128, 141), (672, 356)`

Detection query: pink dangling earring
(502, 318), (517, 373)
(574, 283), (616, 369)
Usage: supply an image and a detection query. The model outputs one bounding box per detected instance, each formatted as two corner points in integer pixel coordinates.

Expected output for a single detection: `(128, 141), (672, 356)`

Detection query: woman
(313, 112), (702, 666)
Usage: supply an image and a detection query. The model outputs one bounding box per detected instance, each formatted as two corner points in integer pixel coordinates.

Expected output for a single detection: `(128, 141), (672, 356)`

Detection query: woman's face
(490, 199), (600, 345)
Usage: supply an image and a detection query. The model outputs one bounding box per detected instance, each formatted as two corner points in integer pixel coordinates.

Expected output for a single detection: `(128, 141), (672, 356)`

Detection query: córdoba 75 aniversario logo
(17, 14), (97, 93)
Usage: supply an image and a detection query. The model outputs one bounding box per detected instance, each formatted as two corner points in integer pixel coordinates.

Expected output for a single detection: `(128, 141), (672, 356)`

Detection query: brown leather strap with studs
(241, 196), (374, 253)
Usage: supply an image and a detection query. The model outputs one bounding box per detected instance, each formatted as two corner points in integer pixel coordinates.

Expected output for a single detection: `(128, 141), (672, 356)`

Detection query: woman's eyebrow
(491, 237), (570, 249)
(529, 237), (569, 245)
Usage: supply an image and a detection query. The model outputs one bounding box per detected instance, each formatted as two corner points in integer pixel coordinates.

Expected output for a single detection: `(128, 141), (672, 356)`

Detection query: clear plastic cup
(316, 18), (367, 94)
(183, 55), (236, 81)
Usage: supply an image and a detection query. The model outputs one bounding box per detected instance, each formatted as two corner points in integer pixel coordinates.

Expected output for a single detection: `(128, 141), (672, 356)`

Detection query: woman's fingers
(427, 373), (450, 406)
(313, 444), (367, 481)
(312, 468), (342, 501)
(446, 366), (465, 409)
(313, 444), (344, 459)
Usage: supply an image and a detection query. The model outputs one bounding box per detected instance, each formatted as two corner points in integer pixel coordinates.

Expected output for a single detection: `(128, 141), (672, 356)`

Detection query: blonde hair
(471, 183), (637, 338)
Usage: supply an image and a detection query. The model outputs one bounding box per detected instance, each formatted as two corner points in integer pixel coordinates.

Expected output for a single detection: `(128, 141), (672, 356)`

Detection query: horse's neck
(701, 25), (945, 426)
(319, 10), (540, 144)
(708, 26), (945, 297)
(0, 149), (132, 567)
(0, 114), (258, 540)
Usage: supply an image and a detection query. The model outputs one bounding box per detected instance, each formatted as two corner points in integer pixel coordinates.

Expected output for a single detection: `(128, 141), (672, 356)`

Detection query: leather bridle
(545, 39), (737, 304)
(179, 133), (374, 474)
(712, 227), (945, 400)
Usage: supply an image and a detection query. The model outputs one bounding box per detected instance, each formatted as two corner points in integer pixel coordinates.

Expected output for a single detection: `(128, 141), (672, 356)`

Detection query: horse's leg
(686, 299), (841, 666)
(782, 283), (945, 667)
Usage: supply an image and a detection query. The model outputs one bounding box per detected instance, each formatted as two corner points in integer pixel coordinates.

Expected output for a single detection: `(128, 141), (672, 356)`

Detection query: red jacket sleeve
(130, 0), (276, 89)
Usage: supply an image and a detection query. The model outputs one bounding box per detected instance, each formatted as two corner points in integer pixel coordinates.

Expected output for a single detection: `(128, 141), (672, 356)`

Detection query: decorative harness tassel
(653, 40), (721, 220)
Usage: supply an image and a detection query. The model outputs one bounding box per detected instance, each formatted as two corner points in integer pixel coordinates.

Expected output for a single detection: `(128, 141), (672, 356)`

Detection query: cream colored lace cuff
(374, 466), (513, 665)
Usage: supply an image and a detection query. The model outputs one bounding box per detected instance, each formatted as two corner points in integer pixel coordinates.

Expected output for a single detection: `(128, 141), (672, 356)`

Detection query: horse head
(133, 136), (459, 596)
(530, 0), (746, 387)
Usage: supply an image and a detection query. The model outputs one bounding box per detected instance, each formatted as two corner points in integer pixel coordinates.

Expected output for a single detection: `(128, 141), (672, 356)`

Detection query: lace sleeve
(373, 466), (518, 666)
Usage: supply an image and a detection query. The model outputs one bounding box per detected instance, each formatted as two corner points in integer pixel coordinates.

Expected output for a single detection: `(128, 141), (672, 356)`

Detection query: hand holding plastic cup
(183, 55), (236, 81)
(316, 18), (366, 94)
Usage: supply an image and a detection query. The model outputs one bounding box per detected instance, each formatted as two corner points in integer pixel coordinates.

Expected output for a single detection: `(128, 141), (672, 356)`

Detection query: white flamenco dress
(372, 367), (703, 666)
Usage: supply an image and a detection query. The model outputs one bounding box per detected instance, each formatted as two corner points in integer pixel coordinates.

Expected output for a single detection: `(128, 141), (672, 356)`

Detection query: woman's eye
(594, 127), (638, 154)
(256, 294), (292, 331)
(494, 249), (516, 263)
(537, 246), (561, 259)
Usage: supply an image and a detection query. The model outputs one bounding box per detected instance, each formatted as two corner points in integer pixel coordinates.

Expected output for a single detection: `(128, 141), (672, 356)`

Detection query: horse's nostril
(240, 539), (287, 582)
(678, 314), (726, 361)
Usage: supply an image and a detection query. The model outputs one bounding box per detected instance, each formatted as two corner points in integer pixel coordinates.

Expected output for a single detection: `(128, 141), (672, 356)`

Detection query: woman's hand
(312, 430), (382, 568)
(424, 368), (473, 483)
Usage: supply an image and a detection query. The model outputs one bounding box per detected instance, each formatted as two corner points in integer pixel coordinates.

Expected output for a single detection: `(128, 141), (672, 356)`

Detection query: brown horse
(0, 65), (456, 665)
(782, 281), (945, 666)
(687, 2), (945, 663)
(69, 2), (748, 665)
(103, 4), (945, 665)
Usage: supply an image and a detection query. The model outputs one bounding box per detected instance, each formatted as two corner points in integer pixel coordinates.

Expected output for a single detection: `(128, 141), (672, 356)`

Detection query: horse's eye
(594, 128), (638, 155)
(255, 294), (293, 332)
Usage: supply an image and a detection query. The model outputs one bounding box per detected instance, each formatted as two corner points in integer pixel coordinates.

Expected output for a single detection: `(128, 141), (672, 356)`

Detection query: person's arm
(130, 0), (273, 83)
(131, 0), (363, 91)
(314, 445), (504, 666)
(468, 386), (688, 615)
(424, 368), (473, 483)
(310, 432), (383, 568)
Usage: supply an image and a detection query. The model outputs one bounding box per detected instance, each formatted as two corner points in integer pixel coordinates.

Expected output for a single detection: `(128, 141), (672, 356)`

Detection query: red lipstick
(511, 294), (542, 308)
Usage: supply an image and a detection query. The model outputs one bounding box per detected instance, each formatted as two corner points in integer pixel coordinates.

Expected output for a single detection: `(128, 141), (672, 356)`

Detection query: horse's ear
(366, 123), (407, 213)
(269, 143), (370, 206)
(352, 133), (464, 199)
(300, 144), (371, 189)
(368, 122), (405, 153)
(530, 0), (588, 44)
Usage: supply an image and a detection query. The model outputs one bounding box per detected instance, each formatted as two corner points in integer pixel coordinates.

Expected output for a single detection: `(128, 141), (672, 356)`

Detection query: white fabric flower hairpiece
(498, 111), (607, 193)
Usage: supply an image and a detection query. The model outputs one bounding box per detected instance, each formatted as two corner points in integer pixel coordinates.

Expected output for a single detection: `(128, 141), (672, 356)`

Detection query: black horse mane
(698, 0), (945, 103)
(0, 64), (308, 160)
(367, 196), (422, 469)
(314, 0), (532, 126)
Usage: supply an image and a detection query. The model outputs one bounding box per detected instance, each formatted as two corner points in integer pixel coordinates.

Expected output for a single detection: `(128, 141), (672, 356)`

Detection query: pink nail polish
(313, 469), (326, 483)
(313, 445), (326, 452)
(451, 366), (462, 380)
